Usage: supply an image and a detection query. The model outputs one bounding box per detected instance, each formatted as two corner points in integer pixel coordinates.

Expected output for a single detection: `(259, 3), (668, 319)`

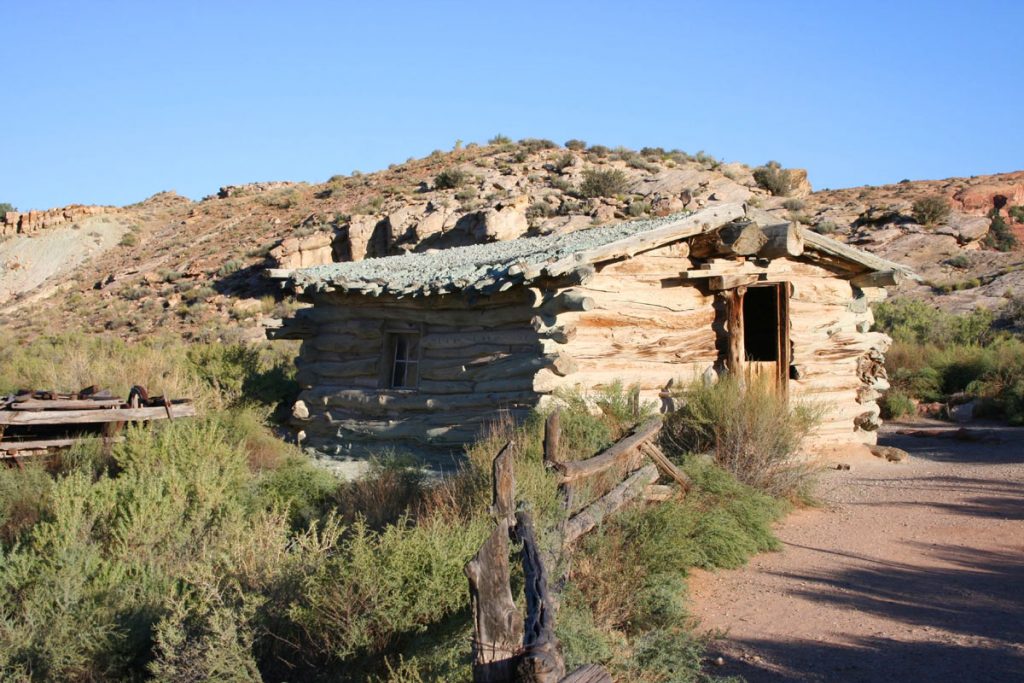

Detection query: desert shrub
(217, 259), (243, 277)
(285, 514), (489, 662)
(0, 202), (15, 213)
(551, 151), (576, 172)
(119, 231), (139, 247)
(945, 254), (971, 269)
(518, 138), (557, 152)
(487, 134), (511, 145)
(0, 463), (53, 546)
(1009, 205), (1024, 223)
(983, 209), (1019, 252)
(564, 139), (587, 151)
(781, 198), (806, 211)
(628, 199), (651, 217)
(578, 168), (629, 198)
(813, 220), (838, 235)
(874, 298), (994, 346)
(1000, 294), (1024, 330)
(663, 376), (821, 499)
(433, 168), (470, 190)
(526, 200), (554, 222)
(911, 195), (951, 226)
(752, 161), (795, 196)
(587, 144), (610, 157)
(879, 390), (915, 419)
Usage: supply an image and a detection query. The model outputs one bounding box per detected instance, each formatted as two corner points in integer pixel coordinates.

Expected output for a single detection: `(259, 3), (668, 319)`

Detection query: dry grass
(663, 375), (823, 499)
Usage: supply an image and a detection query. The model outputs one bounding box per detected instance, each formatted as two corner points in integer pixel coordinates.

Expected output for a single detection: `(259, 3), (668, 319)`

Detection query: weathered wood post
(516, 510), (566, 683)
(465, 443), (523, 682)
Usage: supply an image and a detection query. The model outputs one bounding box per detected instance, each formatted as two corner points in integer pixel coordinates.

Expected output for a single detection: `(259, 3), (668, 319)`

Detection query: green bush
(663, 376), (821, 499)
(911, 195), (951, 226)
(1009, 205), (1024, 223)
(432, 168), (471, 190)
(0, 202), (16, 213)
(752, 161), (795, 196)
(983, 209), (1019, 252)
(578, 168), (630, 198)
(564, 139), (587, 151)
(879, 390), (915, 419)
(874, 298), (994, 346)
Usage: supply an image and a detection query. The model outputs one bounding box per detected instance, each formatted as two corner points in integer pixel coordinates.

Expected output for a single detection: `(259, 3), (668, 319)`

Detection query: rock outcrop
(1, 205), (120, 238)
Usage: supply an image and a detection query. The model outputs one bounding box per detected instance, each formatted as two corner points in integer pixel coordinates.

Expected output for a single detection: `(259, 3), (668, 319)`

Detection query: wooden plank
(560, 664), (613, 683)
(640, 443), (692, 493)
(556, 417), (663, 483)
(563, 464), (659, 546)
(0, 436), (122, 453)
(9, 398), (125, 410)
(800, 227), (918, 278)
(0, 403), (196, 426)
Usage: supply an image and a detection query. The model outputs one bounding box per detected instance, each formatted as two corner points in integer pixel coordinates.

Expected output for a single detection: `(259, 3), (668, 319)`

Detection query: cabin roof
(290, 202), (916, 297)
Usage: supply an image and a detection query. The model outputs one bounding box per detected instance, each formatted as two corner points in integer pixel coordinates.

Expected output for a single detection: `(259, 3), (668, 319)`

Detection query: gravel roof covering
(292, 211), (699, 296)
(289, 205), (916, 297)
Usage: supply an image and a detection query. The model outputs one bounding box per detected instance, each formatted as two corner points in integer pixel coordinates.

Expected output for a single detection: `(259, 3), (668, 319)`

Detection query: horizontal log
(9, 398), (125, 410)
(563, 464), (659, 546)
(850, 269), (906, 288)
(759, 223), (804, 259)
(322, 389), (537, 413)
(296, 358), (379, 379)
(557, 417), (662, 483)
(0, 403), (196, 426)
(708, 273), (761, 291)
(0, 436), (124, 453)
(421, 329), (542, 350)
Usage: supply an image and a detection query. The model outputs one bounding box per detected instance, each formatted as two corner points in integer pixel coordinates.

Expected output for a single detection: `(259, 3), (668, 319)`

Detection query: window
(386, 332), (420, 389)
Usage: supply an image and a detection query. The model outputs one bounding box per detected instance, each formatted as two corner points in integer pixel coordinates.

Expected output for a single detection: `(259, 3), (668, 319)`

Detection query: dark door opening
(743, 286), (780, 362)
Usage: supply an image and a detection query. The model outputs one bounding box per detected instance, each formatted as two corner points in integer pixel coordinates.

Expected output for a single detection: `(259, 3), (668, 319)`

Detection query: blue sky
(3, 0), (1022, 210)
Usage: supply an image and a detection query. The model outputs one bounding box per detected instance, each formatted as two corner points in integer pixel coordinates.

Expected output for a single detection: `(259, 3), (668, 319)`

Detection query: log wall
(290, 245), (890, 452)
(292, 288), (552, 450)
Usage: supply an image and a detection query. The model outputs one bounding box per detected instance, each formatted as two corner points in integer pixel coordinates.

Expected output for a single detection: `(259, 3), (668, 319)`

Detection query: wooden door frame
(725, 282), (790, 393)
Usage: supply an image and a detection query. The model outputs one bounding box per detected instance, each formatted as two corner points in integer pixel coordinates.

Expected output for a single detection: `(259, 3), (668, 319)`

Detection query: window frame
(380, 324), (423, 391)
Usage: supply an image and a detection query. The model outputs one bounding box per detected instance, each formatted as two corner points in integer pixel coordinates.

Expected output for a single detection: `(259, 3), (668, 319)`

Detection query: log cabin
(271, 203), (916, 456)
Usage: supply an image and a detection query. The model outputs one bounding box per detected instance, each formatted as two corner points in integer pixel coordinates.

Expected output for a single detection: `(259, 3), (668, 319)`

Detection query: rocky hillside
(0, 138), (1020, 342)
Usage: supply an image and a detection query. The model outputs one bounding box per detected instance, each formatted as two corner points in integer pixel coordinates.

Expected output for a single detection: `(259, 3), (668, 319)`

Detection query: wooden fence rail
(466, 410), (691, 683)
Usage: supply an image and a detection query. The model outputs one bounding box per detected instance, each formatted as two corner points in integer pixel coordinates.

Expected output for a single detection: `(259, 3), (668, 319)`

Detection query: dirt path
(688, 421), (1024, 682)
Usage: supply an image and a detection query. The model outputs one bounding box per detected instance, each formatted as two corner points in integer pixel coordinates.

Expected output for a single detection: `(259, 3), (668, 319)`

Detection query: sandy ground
(688, 420), (1024, 682)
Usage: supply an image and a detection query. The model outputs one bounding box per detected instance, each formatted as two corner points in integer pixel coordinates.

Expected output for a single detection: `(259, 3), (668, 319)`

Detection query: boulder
(270, 231), (335, 269)
(651, 193), (685, 216)
(869, 445), (909, 462)
(474, 203), (528, 242)
(949, 400), (977, 423)
(946, 214), (991, 242)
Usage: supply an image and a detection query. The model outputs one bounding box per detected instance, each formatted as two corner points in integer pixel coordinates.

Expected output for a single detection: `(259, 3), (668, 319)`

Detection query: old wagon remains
(271, 202), (915, 454)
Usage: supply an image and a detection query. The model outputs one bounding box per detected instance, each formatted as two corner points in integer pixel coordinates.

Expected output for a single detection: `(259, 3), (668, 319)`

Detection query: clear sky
(3, 0), (1022, 210)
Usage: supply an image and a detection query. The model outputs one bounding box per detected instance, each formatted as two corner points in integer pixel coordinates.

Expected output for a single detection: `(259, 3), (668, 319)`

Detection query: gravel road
(688, 420), (1024, 682)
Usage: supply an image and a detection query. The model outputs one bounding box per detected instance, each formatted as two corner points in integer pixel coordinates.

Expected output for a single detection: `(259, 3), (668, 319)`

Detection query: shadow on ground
(706, 544), (1024, 682)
